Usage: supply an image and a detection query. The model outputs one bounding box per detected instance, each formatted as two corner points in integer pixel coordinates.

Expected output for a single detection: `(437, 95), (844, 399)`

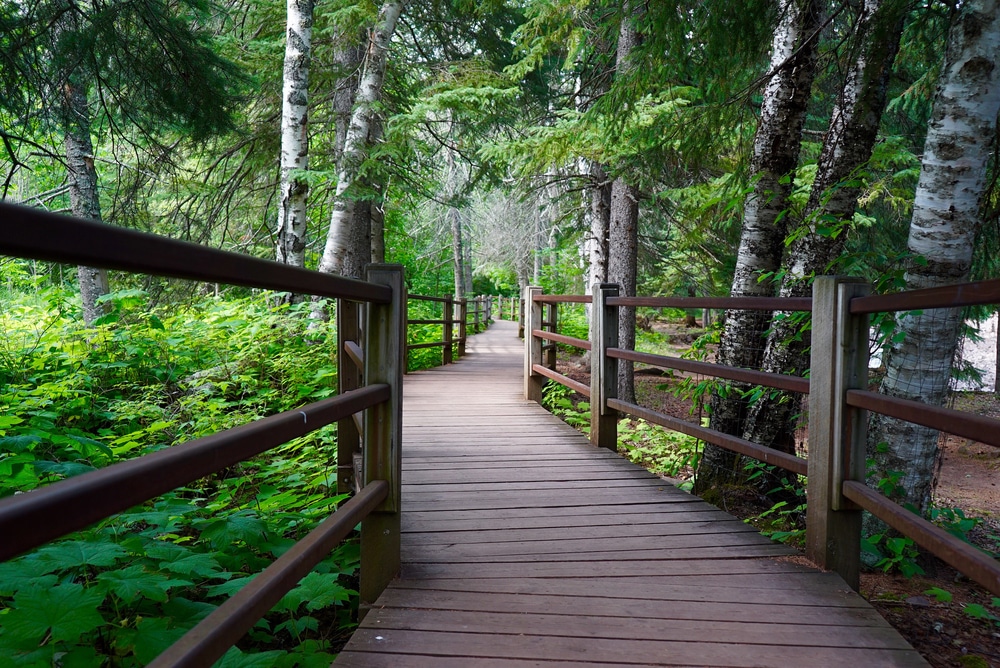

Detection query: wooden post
(806, 276), (869, 591)
(336, 299), (362, 495)
(591, 283), (619, 450)
(457, 298), (468, 358)
(544, 302), (558, 370)
(524, 286), (544, 403)
(360, 264), (405, 616)
(443, 295), (453, 365)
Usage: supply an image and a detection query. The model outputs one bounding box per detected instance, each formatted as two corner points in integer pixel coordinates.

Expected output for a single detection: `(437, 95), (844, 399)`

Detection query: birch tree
(867, 0), (1000, 518)
(741, 0), (908, 456)
(697, 0), (823, 490)
(316, 1), (404, 280)
(275, 0), (314, 269)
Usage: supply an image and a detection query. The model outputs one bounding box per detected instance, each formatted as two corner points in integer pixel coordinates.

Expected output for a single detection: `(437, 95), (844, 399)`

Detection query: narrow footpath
(334, 320), (926, 667)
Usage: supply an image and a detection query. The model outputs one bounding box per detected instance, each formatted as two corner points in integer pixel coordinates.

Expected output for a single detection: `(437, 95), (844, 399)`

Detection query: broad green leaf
(35, 539), (128, 571)
(126, 617), (188, 664)
(279, 572), (351, 612)
(157, 551), (224, 578)
(96, 565), (192, 603)
(0, 435), (42, 452)
(199, 510), (268, 548)
(213, 647), (287, 668)
(33, 460), (96, 478)
(204, 575), (254, 599)
(3, 583), (105, 643)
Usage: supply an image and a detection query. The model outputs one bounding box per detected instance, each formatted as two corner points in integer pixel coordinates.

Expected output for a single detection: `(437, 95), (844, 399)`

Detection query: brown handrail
(843, 481), (1000, 597)
(849, 277), (1000, 314)
(607, 398), (808, 476)
(531, 328), (592, 351)
(847, 389), (1000, 450)
(0, 202), (390, 303)
(608, 295), (812, 311)
(534, 294), (592, 304)
(532, 363), (591, 398)
(149, 481), (390, 668)
(609, 348), (810, 395)
(0, 384), (389, 561)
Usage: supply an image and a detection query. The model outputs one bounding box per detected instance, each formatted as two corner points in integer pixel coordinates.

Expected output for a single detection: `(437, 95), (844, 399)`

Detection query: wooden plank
(332, 320), (925, 667)
(341, 629), (926, 667)
(391, 577), (870, 608)
(362, 607), (913, 648)
(368, 587), (893, 627)
(403, 520), (760, 544)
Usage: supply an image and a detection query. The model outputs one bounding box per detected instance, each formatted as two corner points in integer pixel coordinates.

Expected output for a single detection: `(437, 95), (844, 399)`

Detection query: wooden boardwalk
(334, 320), (927, 667)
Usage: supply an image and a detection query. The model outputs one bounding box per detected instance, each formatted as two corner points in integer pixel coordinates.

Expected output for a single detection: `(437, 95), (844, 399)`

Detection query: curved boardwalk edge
(334, 320), (927, 667)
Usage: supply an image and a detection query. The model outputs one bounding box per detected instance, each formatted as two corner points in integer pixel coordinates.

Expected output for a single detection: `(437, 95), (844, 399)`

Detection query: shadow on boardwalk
(335, 320), (926, 667)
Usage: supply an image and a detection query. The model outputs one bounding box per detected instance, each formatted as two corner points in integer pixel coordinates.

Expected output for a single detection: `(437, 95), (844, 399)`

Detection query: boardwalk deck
(334, 320), (927, 667)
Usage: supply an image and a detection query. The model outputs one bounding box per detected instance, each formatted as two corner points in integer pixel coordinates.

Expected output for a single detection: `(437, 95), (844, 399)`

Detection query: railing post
(443, 295), (454, 365)
(545, 302), (558, 370)
(591, 283), (619, 450)
(457, 298), (468, 357)
(474, 296), (481, 333)
(524, 286), (544, 402)
(360, 264), (405, 616)
(336, 299), (362, 494)
(807, 276), (869, 591)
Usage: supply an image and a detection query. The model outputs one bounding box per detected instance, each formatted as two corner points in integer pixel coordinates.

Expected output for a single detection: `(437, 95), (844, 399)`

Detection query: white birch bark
(698, 0), (822, 490)
(742, 0), (906, 455)
(868, 0), (1000, 517)
(62, 74), (110, 326)
(275, 0), (313, 269)
(316, 0), (403, 280)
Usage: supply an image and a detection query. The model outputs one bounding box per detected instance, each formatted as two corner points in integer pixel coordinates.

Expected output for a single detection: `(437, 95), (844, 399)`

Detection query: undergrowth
(0, 280), (451, 666)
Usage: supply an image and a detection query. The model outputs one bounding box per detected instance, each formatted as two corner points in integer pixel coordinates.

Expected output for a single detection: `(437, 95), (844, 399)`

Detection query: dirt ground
(555, 331), (1000, 667)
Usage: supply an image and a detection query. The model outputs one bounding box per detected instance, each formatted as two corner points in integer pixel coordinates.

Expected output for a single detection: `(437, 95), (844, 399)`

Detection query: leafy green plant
(0, 289), (362, 665)
(619, 419), (701, 481)
(862, 533), (924, 577)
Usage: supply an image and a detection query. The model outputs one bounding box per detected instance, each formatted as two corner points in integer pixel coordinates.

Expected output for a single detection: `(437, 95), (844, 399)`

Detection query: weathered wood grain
(333, 320), (927, 667)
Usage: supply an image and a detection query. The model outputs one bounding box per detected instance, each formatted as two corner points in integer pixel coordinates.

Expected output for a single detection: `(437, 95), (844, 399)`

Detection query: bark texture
(607, 0), (643, 405)
(741, 0), (906, 456)
(698, 0), (822, 492)
(275, 0), (313, 270)
(316, 1), (403, 280)
(62, 73), (110, 326)
(867, 0), (1000, 521)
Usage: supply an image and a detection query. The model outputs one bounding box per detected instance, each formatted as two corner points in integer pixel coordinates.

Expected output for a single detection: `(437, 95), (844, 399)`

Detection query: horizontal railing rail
(0, 202), (405, 665)
(405, 293), (493, 370)
(522, 276), (1000, 599)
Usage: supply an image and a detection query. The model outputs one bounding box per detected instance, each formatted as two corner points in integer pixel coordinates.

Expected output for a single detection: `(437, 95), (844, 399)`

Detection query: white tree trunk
(742, 0), (905, 455)
(275, 0), (313, 270)
(698, 0), (822, 491)
(868, 0), (1000, 517)
(62, 74), (110, 326)
(316, 0), (403, 279)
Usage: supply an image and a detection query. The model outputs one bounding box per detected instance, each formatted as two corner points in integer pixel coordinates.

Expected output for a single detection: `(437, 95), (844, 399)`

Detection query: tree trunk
(451, 206), (465, 298)
(697, 0), (822, 493)
(607, 0), (643, 405)
(867, 0), (1000, 523)
(741, 0), (907, 457)
(61, 74), (110, 326)
(316, 0), (402, 280)
(462, 218), (474, 295)
(275, 0), (313, 272)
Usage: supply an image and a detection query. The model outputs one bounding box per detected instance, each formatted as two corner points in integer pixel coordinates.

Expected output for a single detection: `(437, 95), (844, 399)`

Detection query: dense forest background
(3, 0), (1000, 664)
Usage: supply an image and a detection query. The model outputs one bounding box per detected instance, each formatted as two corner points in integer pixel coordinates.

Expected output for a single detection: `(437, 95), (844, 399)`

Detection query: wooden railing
(0, 202), (405, 666)
(494, 295), (521, 323)
(405, 294), (492, 371)
(523, 277), (1000, 598)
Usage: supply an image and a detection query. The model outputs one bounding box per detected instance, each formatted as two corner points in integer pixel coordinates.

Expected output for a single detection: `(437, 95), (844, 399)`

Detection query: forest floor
(555, 324), (1000, 668)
